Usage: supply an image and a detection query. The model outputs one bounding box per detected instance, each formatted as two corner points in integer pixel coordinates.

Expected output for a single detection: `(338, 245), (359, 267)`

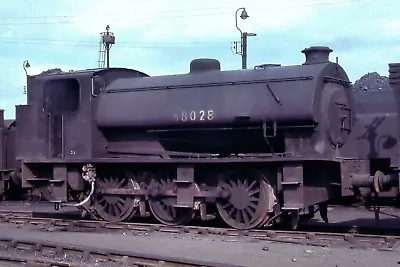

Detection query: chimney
(301, 46), (333, 65)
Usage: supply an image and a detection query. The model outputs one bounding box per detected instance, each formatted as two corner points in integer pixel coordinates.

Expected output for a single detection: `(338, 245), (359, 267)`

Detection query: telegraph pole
(231, 8), (256, 69)
(242, 33), (247, 69)
(98, 25), (115, 68)
(241, 32), (257, 69)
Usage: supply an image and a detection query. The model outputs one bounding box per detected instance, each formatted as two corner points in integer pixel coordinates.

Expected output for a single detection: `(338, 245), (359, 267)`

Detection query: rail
(0, 210), (399, 251)
(0, 235), (241, 267)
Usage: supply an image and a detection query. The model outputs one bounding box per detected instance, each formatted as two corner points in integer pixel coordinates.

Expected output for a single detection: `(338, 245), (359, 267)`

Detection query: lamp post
(234, 7), (257, 69)
(22, 60), (30, 95)
(23, 60), (30, 77)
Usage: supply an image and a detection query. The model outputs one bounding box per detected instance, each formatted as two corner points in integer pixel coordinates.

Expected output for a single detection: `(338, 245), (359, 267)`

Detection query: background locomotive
(0, 46), (399, 230)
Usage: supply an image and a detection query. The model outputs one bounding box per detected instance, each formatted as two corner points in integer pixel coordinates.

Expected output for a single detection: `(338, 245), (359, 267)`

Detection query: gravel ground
(0, 223), (399, 267)
(307, 205), (400, 229)
(0, 250), (108, 267)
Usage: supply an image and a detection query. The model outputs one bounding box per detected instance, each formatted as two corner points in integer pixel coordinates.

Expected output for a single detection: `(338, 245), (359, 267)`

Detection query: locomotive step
(26, 178), (64, 183)
(281, 181), (302, 185)
(173, 204), (192, 209)
(49, 179), (65, 183)
(174, 180), (193, 184)
(26, 178), (50, 182)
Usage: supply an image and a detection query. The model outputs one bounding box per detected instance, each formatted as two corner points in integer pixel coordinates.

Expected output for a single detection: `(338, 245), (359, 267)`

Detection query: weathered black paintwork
(0, 48), (400, 230)
(96, 47), (354, 157)
(0, 112), (21, 198)
(16, 67), (148, 163)
(350, 90), (399, 164)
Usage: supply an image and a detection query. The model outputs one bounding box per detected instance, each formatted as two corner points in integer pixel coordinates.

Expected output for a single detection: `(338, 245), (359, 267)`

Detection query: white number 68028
(177, 110), (214, 121)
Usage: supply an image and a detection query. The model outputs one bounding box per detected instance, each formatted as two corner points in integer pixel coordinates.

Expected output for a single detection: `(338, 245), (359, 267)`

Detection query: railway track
(0, 210), (399, 252)
(0, 234), (239, 267)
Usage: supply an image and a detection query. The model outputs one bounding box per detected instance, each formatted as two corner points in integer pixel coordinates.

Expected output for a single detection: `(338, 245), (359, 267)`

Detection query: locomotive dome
(189, 58), (221, 73)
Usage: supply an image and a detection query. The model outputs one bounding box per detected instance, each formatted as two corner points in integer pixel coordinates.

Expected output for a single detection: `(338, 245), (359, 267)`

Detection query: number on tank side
(174, 110), (215, 121)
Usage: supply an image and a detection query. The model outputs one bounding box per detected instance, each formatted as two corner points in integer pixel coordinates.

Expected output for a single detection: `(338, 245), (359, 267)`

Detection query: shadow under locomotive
(1, 47), (400, 230)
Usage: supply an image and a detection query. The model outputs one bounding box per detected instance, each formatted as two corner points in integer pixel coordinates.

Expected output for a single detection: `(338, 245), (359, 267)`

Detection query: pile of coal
(353, 72), (391, 92)
(38, 68), (64, 76)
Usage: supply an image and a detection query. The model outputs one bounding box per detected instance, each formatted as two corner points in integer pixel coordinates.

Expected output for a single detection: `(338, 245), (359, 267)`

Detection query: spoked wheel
(216, 171), (275, 230)
(148, 178), (193, 226)
(94, 171), (141, 223)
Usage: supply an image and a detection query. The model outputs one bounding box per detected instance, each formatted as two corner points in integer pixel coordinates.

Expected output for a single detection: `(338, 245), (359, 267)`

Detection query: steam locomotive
(1, 46), (399, 230)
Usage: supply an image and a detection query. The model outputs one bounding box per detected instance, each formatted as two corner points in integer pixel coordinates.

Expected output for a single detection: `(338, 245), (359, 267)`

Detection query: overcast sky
(0, 0), (398, 118)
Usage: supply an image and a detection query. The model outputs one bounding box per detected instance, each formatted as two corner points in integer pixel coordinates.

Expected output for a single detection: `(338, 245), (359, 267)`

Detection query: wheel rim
(148, 178), (193, 225)
(216, 172), (272, 230)
(257, 183), (278, 228)
(94, 172), (140, 222)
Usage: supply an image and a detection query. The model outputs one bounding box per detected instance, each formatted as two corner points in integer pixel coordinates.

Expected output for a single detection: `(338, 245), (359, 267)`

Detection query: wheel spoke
(115, 201), (123, 212)
(248, 188), (260, 196)
(216, 172), (274, 230)
(148, 177), (193, 226)
(235, 209), (241, 223)
(117, 179), (125, 189)
(248, 202), (258, 210)
(227, 206), (235, 216)
(110, 204), (117, 216)
(116, 197), (123, 205)
(222, 202), (232, 209)
(242, 209), (251, 224)
(247, 180), (257, 191)
(245, 206), (255, 217)
(94, 171), (140, 223)
(169, 206), (177, 218)
(249, 197), (258, 202)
